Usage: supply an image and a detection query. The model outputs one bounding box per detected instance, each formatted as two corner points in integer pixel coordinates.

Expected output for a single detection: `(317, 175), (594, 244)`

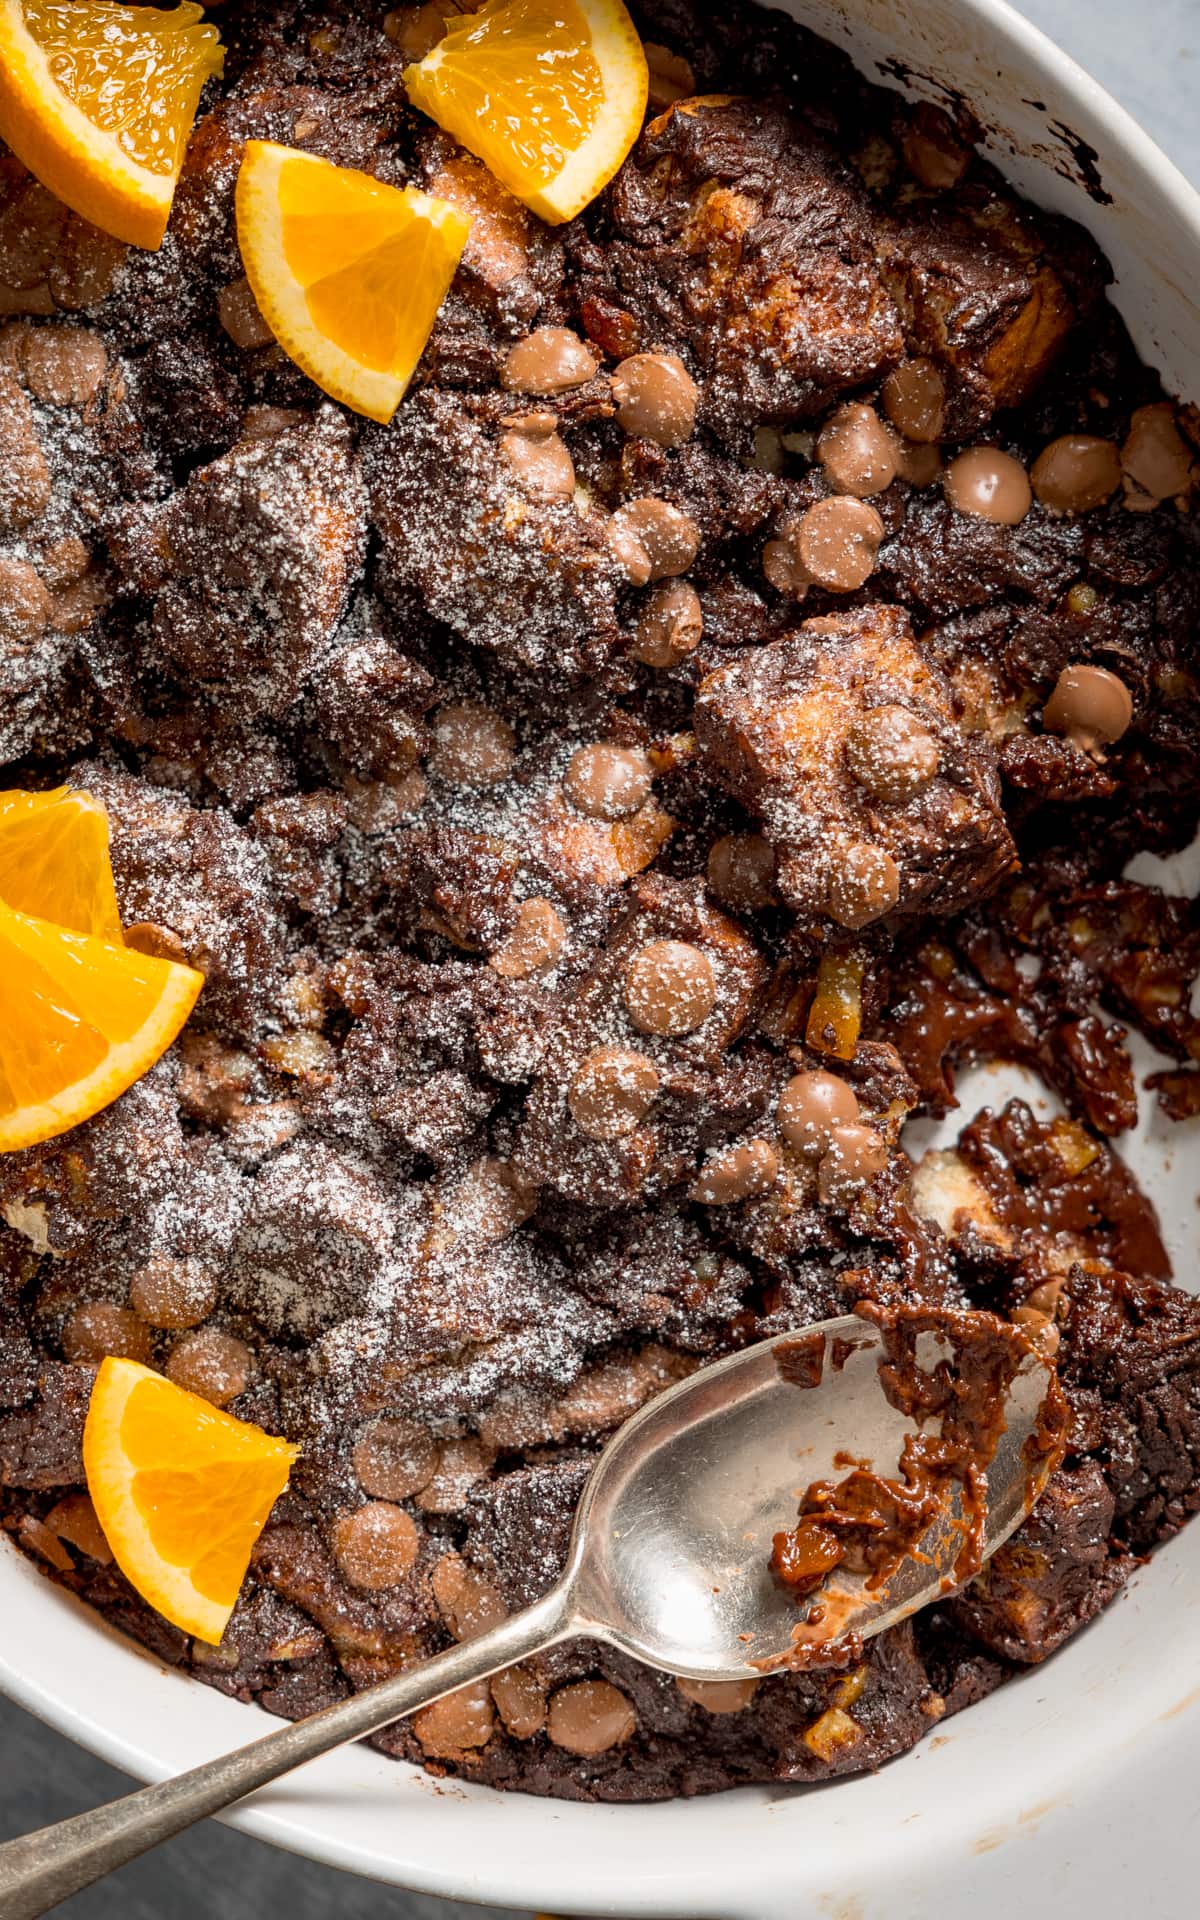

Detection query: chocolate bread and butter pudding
(3, 0), (1200, 1801)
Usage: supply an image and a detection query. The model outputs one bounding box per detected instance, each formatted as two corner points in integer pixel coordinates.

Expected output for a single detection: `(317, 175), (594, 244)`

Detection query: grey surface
(0, 1693), (522, 1920)
(2, 2), (1197, 1915)
(1016, 0), (1200, 181)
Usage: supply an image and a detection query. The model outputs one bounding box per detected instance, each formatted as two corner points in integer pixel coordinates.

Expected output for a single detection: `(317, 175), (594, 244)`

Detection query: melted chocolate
(768, 1305), (1069, 1656)
(773, 1330), (826, 1389)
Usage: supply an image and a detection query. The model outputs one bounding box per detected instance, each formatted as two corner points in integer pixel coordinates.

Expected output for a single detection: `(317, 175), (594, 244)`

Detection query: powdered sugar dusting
(1, 0), (1200, 1800)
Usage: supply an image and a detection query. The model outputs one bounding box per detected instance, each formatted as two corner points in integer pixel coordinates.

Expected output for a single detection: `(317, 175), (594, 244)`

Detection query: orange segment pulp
(236, 141), (473, 423)
(0, 785), (123, 940)
(84, 1359), (299, 1643)
(403, 0), (648, 224)
(0, 0), (224, 249)
(0, 897), (203, 1152)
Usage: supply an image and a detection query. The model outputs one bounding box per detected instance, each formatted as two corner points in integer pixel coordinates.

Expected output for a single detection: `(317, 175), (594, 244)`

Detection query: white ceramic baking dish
(3, 2), (1200, 1913)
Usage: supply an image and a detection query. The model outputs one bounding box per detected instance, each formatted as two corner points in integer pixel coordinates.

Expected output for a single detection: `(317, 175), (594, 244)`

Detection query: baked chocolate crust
(1, 0), (1199, 1802)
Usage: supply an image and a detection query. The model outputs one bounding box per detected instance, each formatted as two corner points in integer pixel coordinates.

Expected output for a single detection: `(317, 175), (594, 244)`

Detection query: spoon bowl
(565, 1313), (1059, 1679)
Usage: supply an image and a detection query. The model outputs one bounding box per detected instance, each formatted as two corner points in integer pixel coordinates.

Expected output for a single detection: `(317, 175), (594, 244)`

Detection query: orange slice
(0, 899), (203, 1153)
(403, 0), (648, 225)
(84, 1358), (299, 1643)
(0, 785), (123, 940)
(0, 0), (224, 250)
(236, 141), (473, 423)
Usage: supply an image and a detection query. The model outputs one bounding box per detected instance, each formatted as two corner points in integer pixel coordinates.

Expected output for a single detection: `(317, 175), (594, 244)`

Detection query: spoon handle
(0, 1584), (574, 1920)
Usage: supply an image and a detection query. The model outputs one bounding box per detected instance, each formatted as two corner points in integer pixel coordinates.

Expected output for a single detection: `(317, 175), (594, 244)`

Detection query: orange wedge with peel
(0, 898), (203, 1153)
(236, 141), (473, 423)
(403, 0), (648, 224)
(84, 1358), (299, 1644)
(0, 785), (123, 940)
(0, 0), (224, 250)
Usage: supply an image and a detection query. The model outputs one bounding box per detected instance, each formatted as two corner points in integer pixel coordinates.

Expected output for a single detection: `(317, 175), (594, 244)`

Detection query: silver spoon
(0, 1312), (1058, 1919)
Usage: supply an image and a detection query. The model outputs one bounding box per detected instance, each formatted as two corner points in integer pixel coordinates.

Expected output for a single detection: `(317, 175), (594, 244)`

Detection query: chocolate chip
(345, 773), (427, 833)
(563, 742), (653, 818)
(777, 1070), (860, 1152)
(218, 278), (274, 352)
(240, 404), (309, 442)
(447, 1158), (539, 1243)
(38, 533), (89, 587)
(500, 425), (575, 498)
(644, 41), (696, 108)
(19, 1514), (77, 1572)
(794, 496), (884, 591)
(0, 179), (63, 293)
(568, 1047), (660, 1139)
(816, 1122), (888, 1203)
(1026, 1279), (1066, 1318)
(762, 533), (810, 598)
(844, 704), (941, 801)
(129, 1256), (219, 1330)
(62, 1302), (151, 1365)
(608, 497), (700, 582)
(491, 1664), (547, 1737)
(881, 358), (946, 444)
(413, 1682), (495, 1757)
(0, 554), (51, 641)
(612, 351), (698, 447)
(431, 1552), (508, 1640)
(50, 569), (106, 635)
(816, 402), (898, 497)
(893, 438), (943, 488)
(690, 1139), (779, 1205)
(499, 407), (558, 434)
(0, 377), (50, 530)
(706, 832), (777, 911)
(333, 1502), (420, 1590)
(0, 325), (33, 379)
(123, 922), (188, 964)
(1030, 435), (1121, 514)
(415, 1435), (494, 1514)
(429, 702), (516, 786)
(630, 579), (703, 667)
(624, 939), (716, 1036)
(1012, 1304), (1061, 1358)
(826, 842), (901, 929)
(0, 441), (51, 530)
(1120, 402), (1195, 506)
(608, 510), (654, 585)
(353, 1417), (440, 1501)
(944, 448), (1031, 524)
(502, 327), (598, 395)
(166, 1329), (252, 1407)
(1042, 663), (1133, 753)
(384, 2), (447, 59)
(676, 1676), (759, 1713)
(489, 897), (566, 977)
(22, 325), (108, 406)
(50, 219), (127, 312)
(546, 1680), (636, 1755)
(43, 1494), (112, 1566)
